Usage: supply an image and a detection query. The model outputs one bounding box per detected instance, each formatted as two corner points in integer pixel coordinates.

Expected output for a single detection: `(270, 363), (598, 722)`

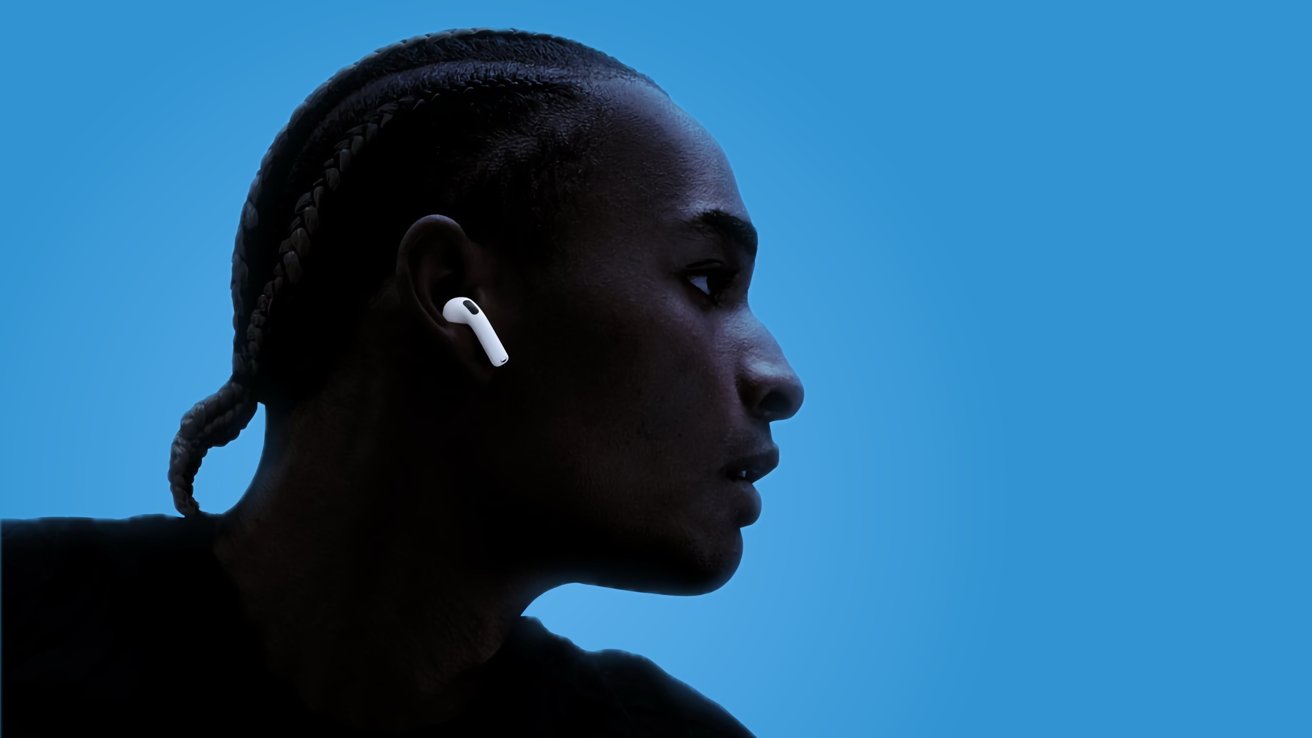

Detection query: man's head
(172, 29), (804, 595)
(170, 29), (657, 511)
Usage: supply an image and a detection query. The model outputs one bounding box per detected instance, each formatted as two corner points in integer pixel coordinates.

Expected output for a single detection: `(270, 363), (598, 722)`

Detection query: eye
(685, 265), (739, 306)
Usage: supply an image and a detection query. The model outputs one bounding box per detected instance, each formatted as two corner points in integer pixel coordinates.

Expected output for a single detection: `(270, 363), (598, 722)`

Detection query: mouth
(721, 446), (780, 485)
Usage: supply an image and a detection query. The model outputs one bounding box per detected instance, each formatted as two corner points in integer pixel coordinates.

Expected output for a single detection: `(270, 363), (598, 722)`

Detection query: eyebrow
(690, 209), (758, 260)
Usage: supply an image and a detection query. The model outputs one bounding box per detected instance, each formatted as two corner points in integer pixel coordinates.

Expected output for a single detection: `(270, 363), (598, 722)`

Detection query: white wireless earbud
(442, 297), (509, 367)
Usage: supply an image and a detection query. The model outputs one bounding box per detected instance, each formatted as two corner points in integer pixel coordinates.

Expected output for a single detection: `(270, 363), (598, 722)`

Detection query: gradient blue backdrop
(1, 1), (1308, 736)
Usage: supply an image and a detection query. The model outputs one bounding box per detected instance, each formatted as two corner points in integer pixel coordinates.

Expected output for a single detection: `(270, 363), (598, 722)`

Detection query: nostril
(759, 392), (790, 421)
(742, 359), (805, 423)
(757, 384), (803, 422)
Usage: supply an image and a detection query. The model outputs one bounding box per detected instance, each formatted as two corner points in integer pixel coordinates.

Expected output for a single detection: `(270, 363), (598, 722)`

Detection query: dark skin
(212, 77), (805, 733)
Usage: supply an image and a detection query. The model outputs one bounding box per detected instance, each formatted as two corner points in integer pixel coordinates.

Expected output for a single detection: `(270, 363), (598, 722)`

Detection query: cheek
(489, 275), (728, 505)
(482, 308), (746, 587)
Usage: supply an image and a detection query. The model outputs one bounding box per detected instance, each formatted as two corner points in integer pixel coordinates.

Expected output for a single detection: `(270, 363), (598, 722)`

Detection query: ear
(395, 214), (497, 380)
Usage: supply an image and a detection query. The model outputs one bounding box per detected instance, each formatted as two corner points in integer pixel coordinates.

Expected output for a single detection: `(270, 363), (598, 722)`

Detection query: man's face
(484, 79), (805, 595)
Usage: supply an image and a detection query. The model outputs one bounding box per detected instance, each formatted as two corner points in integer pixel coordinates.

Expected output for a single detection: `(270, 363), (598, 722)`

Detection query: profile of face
(424, 78), (805, 597)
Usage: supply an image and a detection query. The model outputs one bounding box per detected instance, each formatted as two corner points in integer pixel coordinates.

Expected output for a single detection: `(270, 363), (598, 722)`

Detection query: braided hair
(168, 28), (664, 518)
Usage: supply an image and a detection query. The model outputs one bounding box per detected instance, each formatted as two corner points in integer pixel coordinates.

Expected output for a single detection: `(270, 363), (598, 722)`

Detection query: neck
(211, 370), (553, 732)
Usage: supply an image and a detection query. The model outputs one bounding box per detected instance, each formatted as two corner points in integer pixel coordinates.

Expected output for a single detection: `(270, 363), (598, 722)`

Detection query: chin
(674, 529), (745, 594)
(593, 527), (745, 596)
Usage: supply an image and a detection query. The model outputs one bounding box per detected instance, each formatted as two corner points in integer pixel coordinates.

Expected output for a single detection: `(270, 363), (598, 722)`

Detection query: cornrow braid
(169, 28), (664, 517)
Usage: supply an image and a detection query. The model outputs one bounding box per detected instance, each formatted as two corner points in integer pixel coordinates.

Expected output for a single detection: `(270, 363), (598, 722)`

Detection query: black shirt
(1, 513), (755, 737)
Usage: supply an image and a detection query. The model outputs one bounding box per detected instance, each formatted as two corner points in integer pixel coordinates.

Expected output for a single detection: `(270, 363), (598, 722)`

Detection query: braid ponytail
(169, 378), (258, 517)
(168, 28), (661, 517)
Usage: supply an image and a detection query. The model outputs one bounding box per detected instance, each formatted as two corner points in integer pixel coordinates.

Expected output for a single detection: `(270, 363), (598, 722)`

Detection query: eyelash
(685, 266), (739, 306)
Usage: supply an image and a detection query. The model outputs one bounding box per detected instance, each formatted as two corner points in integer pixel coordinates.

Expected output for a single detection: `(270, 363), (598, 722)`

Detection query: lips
(721, 445), (780, 485)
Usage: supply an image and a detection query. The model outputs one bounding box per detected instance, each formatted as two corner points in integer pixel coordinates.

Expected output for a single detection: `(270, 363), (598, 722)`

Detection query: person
(1, 27), (805, 736)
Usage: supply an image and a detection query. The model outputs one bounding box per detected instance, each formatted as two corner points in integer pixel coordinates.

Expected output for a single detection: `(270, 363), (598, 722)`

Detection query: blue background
(2, 1), (1308, 735)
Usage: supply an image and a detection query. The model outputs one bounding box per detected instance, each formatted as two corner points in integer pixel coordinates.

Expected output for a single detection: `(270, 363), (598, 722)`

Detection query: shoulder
(1, 513), (220, 569)
(515, 617), (756, 737)
(1, 513), (221, 615)
(2, 513), (242, 733)
(1, 514), (192, 658)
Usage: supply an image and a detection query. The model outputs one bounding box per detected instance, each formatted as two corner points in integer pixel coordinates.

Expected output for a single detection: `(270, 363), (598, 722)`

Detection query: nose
(739, 322), (805, 423)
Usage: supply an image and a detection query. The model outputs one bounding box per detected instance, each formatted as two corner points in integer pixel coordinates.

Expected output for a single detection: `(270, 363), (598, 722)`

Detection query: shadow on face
(468, 79), (806, 597)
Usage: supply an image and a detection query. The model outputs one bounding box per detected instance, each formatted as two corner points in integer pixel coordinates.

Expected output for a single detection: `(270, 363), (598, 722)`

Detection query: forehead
(557, 78), (749, 255)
